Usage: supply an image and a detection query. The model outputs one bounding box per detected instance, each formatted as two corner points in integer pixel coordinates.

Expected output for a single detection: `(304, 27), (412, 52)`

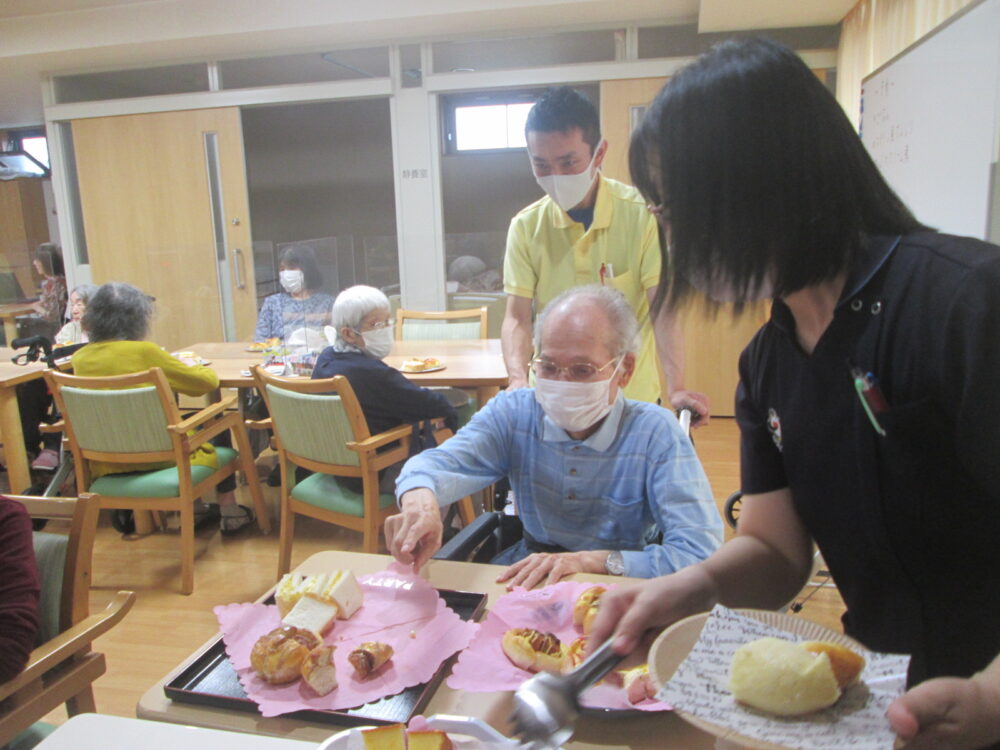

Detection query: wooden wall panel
(0, 180), (48, 301)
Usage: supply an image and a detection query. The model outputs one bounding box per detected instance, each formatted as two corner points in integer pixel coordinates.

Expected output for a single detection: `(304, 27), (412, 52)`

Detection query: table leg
(477, 386), (500, 406)
(0, 385), (32, 493)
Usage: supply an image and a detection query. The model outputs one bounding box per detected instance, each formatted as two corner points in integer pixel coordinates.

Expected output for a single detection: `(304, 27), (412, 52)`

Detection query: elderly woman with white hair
(55, 283), (98, 346)
(313, 285), (458, 436)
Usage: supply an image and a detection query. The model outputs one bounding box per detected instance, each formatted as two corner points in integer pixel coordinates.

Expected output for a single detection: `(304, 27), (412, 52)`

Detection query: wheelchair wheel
(724, 492), (743, 529)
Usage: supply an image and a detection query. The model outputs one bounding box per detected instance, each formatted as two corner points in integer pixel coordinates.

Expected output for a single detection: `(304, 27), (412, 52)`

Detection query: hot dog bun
(501, 628), (564, 673)
(573, 586), (605, 633)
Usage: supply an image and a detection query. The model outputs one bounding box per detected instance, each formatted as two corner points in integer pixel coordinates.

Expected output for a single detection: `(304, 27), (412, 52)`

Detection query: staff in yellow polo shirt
(502, 86), (709, 418)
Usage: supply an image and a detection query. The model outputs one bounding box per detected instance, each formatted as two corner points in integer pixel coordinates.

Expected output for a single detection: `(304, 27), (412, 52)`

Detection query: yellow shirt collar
(550, 173), (614, 231)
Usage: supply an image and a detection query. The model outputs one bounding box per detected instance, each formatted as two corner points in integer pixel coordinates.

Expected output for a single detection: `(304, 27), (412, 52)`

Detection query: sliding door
(71, 108), (257, 350)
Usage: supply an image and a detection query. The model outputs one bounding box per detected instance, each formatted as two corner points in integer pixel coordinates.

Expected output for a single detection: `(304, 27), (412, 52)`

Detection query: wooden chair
(395, 307), (488, 340)
(251, 366), (475, 577)
(0, 494), (135, 746)
(448, 292), (505, 338)
(44, 367), (270, 595)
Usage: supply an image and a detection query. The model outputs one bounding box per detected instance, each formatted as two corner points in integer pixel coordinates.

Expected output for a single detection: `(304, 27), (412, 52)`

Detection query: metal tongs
(509, 637), (623, 749)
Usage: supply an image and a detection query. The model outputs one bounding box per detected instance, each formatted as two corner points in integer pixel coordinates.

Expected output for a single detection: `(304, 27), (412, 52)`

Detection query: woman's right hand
(586, 564), (718, 656)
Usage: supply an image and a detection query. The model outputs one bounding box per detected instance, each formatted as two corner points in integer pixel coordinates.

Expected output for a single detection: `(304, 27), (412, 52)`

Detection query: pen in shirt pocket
(850, 363), (888, 436)
(599, 263), (615, 285)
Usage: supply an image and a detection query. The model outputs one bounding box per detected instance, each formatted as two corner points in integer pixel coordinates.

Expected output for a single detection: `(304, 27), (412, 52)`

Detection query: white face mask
(360, 326), (393, 359)
(534, 359), (621, 433)
(280, 269), (305, 295)
(533, 146), (601, 213)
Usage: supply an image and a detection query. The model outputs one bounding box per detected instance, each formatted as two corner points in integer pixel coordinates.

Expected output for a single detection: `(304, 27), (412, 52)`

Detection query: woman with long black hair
(590, 38), (1000, 750)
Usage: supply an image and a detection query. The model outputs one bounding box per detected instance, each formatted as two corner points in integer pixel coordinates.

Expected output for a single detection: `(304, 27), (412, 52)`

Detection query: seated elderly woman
(55, 283), (98, 346)
(313, 285), (459, 436)
(71, 282), (254, 534)
(254, 245), (333, 349)
(18, 283), (98, 472)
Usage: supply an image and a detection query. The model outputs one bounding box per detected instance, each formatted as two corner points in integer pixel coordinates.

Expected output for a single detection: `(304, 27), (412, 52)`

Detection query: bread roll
(501, 628), (564, 673)
(573, 586), (605, 632)
(728, 637), (844, 716)
(801, 640), (866, 688)
(620, 664), (657, 705)
(250, 626), (320, 685)
(301, 645), (338, 696)
(349, 641), (394, 678)
(561, 636), (587, 673)
(402, 357), (440, 372)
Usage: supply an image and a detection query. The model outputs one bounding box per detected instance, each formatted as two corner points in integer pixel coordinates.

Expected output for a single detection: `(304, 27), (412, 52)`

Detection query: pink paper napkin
(213, 563), (479, 717)
(446, 580), (669, 712)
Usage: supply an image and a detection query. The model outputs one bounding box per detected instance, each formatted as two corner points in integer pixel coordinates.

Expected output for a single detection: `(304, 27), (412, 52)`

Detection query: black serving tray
(165, 588), (488, 727)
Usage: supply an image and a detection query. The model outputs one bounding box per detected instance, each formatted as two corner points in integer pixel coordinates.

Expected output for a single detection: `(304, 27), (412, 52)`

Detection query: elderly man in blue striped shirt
(385, 284), (723, 589)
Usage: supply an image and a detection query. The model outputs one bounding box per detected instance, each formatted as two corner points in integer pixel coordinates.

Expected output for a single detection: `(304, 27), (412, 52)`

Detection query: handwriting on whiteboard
(862, 78), (916, 169)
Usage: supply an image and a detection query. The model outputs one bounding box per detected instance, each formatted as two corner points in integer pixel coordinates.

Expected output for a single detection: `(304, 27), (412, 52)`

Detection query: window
(432, 29), (617, 73)
(443, 91), (542, 154)
(20, 136), (49, 168)
(53, 63), (209, 104)
(0, 128), (49, 177)
(453, 102), (533, 151)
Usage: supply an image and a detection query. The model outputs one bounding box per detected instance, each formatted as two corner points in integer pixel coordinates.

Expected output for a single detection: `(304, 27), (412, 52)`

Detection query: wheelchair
(11, 335), (86, 527)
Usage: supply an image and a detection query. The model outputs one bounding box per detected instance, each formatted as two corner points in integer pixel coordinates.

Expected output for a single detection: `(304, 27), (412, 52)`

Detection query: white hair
(448, 255), (487, 283)
(331, 285), (390, 346)
(70, 283), (99, 304)
(534, 284), (640, 357)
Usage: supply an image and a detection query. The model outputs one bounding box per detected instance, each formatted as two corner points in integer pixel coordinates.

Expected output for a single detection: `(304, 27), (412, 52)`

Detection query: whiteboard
(861, 0), (1000, 240)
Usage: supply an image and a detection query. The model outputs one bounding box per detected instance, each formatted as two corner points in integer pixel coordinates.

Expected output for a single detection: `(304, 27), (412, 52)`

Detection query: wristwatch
(604, 550), (626, 576)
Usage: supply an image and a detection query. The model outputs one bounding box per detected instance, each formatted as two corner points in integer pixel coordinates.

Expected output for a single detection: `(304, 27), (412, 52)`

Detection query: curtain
(837, 0), (977, 130)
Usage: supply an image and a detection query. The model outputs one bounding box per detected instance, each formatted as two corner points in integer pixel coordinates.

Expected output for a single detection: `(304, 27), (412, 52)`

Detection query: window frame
(441, 89), (545, 156)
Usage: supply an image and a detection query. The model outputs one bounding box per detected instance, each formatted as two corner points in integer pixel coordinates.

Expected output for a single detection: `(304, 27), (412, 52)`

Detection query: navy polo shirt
(736, 231), (1000, 685)
(312, 349), (458, 435)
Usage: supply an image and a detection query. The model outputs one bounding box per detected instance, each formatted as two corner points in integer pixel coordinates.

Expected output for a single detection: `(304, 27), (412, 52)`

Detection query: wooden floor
(29, 417), (845, 727)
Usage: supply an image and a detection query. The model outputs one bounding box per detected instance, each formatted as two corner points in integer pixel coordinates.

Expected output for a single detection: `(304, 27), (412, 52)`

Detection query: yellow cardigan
(70, 340), (221, 477)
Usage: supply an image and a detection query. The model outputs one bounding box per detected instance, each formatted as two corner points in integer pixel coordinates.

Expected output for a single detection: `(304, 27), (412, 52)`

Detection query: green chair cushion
(290, 472), (396, 517)
(88, 447), (238, 498)
(31, 533), (68, 643)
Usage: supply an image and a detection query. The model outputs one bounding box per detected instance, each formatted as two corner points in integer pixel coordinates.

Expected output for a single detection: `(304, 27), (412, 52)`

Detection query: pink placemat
(213, 564), (479, 717)
(446, 581), (669, 712)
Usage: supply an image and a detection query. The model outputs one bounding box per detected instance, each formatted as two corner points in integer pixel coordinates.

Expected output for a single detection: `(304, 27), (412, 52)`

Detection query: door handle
(233, 247), (246, 289)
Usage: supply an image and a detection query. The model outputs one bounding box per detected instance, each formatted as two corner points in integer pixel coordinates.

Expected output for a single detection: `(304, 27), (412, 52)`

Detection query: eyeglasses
(531, 356), (621, 382)
(362, 320), (393, 331)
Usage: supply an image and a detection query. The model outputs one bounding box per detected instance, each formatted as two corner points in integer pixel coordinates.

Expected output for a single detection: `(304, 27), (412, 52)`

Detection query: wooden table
(36, 713), (316, 750)
(137, 551), (716, 748)
(0, 347), (48, 493)
(0, 302), (37, 344)
(186, 339), (509, 405)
